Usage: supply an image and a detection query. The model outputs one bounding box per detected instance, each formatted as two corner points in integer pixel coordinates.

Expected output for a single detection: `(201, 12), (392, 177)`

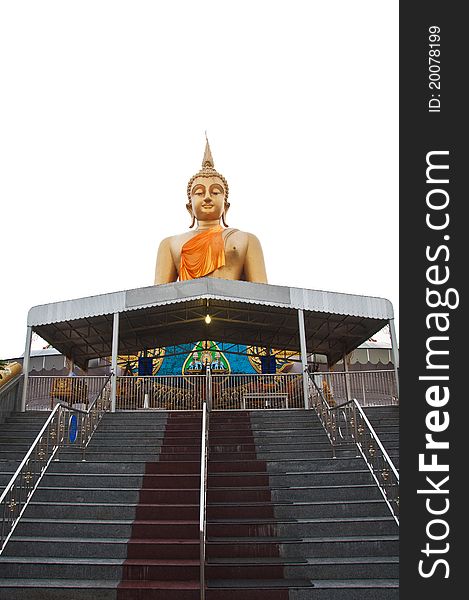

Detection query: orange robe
(179, 225), (226, 281)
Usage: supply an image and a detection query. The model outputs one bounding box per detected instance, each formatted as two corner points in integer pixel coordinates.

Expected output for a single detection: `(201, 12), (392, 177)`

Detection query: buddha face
(190, 176), (227, 222)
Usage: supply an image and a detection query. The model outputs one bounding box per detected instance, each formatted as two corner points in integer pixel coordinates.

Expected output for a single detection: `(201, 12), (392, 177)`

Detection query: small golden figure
(154, 139), (267, 284)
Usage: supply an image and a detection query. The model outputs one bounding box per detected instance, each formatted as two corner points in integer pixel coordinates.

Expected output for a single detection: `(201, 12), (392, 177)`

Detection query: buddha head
(186, 139), (230, 228)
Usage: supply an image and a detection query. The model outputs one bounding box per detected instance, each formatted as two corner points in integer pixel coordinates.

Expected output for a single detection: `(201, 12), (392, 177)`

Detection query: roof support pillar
(20, 326), (33, 412)
(110, 312), (119, 413)
(298, 309), (310, 409)
(389, 319), (400, 400)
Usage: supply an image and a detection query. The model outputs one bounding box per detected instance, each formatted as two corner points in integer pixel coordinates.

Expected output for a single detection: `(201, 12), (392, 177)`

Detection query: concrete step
(207, 535), (399, 558)
(209, 579), (399, 600)
(208, 471), (376, 487)
(25, 502), (192, 520)
(0, 556), (214, 582)
(14, 515), (396, 540)
(3, 535), (203, 562)
(262, 460), (365, 473)
(0, 444), (44, 453)
(0, 556), (125, 580)
(41, 473), (200, 488)
(207, 516), (397, 537)
(3, 413), (51, 422)
(4, 537), (131, 559)
(29, 481), (349, 508)
(15, 519), (199, 539)
(259, 447), (354, 458)
(86, 441), (165, 449)
(33, 486), (142, 503)
(270, 484), (383, 502)
(0, 578), (399, 600)
(0, 459), (24, 471)
(0, 579), (120, 600)
(58, 451), (169, 462)
(49, 461), (150, 474)
(24, 498), (391, 520)
(206, 555), (399, 580)
(210, 433), (328, 443)
(211, 498), (391, 519)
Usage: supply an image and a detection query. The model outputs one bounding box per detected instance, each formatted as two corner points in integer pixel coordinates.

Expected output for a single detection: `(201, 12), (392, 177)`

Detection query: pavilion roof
(27, 278), (393, 370)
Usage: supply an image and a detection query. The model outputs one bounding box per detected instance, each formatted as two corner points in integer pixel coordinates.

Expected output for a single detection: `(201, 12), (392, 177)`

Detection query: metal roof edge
(27, 290), (127, 326)
(27, 278), (394, 326)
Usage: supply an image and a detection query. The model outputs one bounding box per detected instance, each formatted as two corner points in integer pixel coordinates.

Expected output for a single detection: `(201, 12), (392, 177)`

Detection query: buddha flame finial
(187, 136), (229, 202)
(202, 134), (214, 169)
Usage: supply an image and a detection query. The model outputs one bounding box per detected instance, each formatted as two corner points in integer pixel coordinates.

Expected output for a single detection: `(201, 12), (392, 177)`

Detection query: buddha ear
(186, 202), (195, 228)
(222, 200), (230, 227)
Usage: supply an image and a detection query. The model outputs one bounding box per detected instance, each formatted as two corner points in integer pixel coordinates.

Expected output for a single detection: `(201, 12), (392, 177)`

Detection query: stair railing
(306, 368), (399, 525)
(199, 366), (211, 600)
(348, 399), (399, 524)
(307, 371), (342, 454)
(0, 374), (112, 554)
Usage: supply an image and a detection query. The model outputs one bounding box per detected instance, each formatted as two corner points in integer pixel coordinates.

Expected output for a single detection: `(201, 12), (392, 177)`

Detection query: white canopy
(27, 278), (394, 369)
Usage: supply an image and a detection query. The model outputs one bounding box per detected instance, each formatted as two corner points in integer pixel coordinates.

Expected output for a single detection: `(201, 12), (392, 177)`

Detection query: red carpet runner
(207, 411), (288, 599)
(117, 410), (287, 599)
(117, 412), (202, 599)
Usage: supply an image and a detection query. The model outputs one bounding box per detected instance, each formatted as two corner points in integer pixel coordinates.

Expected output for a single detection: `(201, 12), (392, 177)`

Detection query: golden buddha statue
(154, 139), (268, 284)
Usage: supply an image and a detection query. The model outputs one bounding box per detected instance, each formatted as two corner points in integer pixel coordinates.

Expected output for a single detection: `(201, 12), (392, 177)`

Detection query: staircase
(206, 410), (398, 599)
(0, 408), (398, 598)
(0, 411), (169, 598)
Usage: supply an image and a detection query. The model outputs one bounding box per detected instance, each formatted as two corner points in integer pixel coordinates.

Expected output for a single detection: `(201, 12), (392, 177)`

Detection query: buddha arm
(244, 233), (268, 284)
(154, 237), (178, 285)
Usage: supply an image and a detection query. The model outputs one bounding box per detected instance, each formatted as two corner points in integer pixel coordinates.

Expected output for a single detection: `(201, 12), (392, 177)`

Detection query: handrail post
(20, 326), (33, 412)
(110, 312), (119, 413)
(352, 401), (358, 443)
(81, 411), (87, 462)
(298, 309), (310, 409)
(199, 397), (209, 599)
(206, 364), (212, 412)
(343, 353), (352, 404)
(54, 407), (62, 461)
(389, 318), (400, 399)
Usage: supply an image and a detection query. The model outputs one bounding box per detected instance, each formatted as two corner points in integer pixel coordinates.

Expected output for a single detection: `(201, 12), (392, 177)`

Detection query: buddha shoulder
(223, 228), (260, 248)
(157, 233), (193, 254)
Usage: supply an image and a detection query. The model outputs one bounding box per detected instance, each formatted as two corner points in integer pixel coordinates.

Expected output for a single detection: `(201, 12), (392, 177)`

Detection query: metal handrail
(307, 372), (338, 448)
(306, 368), (398, 407)
(86, 373), (112, 413)
(351, 399), (399, 523)
(329, 399), (354, 410)
(306, 368), (399, 524)
(327, 394), (399, 480)
(353, 401), (399, 481)
(199, 367), (210, 599)
(317, 369), (396, 375)
(0, 374), (112, 553)
(25, 374), (110, 411)
(79, 374), (112, 459)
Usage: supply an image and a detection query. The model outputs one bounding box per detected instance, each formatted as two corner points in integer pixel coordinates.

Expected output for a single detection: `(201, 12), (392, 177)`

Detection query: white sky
(0, 0), (398, 359)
